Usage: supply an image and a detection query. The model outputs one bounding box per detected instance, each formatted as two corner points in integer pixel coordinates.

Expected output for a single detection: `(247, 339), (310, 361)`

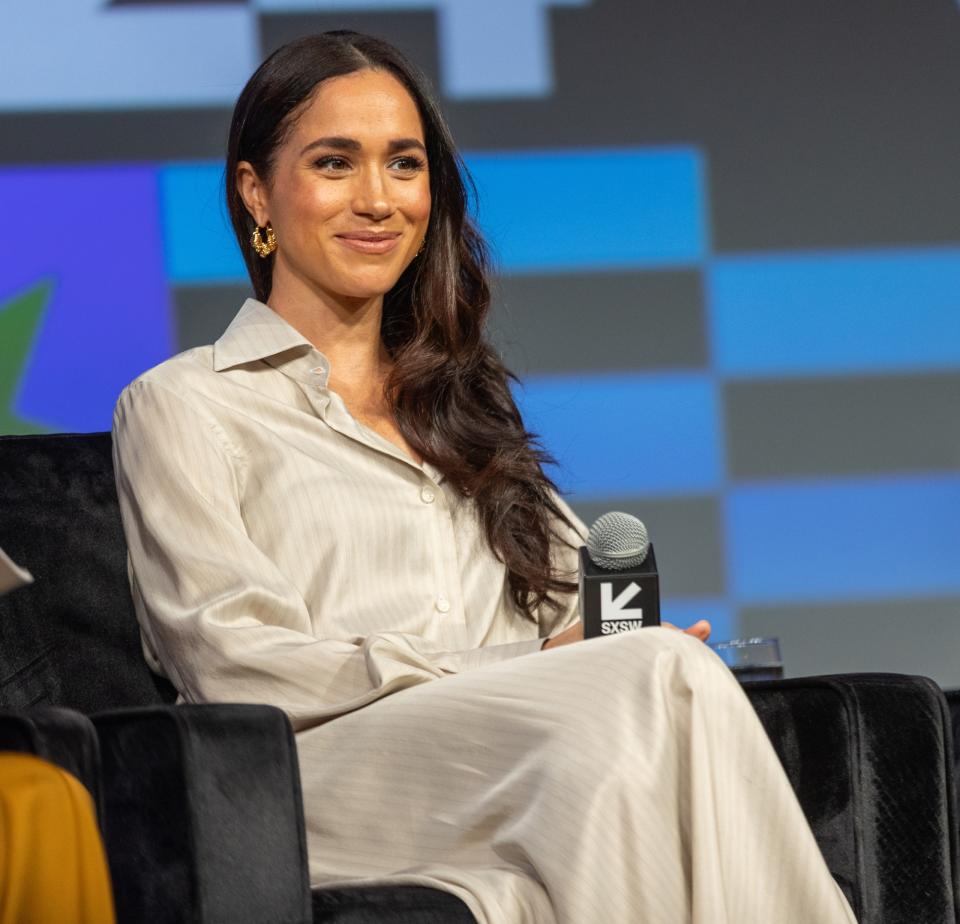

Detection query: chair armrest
(0, 707), (101, 816)
(92, 703), (312, 924)
(747, 673), (960, 924)
(941, 688), (960, 787)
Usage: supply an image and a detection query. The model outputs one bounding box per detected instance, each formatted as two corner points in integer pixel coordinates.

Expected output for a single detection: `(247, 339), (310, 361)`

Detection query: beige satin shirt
(112, 299), (584, 730)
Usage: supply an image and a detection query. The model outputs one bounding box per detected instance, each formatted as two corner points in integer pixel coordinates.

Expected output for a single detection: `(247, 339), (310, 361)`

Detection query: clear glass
(709, 637), (783, 682)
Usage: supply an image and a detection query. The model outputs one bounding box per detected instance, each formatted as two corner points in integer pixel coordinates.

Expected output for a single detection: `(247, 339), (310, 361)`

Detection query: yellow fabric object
(0, 752), (116, 924)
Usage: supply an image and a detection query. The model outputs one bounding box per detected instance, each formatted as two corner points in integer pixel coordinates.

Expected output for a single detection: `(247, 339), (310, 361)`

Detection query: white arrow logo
(600, 582), (642, 621)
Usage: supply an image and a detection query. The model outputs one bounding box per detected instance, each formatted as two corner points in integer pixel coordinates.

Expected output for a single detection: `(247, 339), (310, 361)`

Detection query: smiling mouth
(335, 232), (402, 255)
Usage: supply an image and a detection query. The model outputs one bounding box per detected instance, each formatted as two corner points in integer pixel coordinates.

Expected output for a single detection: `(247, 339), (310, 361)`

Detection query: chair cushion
(0, 433), (176, 712)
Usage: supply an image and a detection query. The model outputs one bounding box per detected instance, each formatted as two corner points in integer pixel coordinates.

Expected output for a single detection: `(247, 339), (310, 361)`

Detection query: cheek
(416, 197), (432, 226)
(275, 179), (345, 233)
(302, 186), (349, 226)
(402, 181), (432, 225)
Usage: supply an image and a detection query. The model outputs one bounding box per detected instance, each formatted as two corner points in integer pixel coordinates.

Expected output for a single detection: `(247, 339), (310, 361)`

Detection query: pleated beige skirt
(297, 628), (857, 924)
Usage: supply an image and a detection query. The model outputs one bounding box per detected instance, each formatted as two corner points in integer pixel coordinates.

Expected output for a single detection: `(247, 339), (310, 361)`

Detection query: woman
(112, 31), (856, 923)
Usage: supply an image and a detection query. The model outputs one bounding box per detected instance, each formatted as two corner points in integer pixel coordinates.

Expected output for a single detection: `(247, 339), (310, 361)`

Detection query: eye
(391, 155), (427, 174)
(313, 155), (351, 171)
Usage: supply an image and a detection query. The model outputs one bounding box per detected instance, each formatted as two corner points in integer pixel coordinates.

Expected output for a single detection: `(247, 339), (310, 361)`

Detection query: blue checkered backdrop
(2, 0), (959, 680)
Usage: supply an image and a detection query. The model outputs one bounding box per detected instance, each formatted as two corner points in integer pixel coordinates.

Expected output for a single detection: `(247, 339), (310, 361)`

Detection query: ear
(236, 161), (270, 227)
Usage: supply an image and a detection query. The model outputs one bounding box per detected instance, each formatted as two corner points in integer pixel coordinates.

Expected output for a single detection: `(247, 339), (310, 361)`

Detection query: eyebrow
(299, 136), (427, 157)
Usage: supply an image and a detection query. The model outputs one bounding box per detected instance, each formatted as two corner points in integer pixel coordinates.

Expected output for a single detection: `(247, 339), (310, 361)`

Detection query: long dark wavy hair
(225, 31), (577, 619)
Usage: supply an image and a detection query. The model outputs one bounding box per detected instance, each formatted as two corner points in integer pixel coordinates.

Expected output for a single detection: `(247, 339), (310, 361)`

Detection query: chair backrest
(0, 433), (176, 713)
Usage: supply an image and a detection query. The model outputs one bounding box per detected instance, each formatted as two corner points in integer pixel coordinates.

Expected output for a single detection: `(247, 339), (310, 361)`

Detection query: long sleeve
(113, 378), (551, 729)
(437, 494), (585, 670)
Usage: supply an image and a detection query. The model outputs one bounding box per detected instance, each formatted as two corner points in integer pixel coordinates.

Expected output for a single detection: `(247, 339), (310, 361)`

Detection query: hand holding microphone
(579, 512), (660, 638)
(543, 511), (710, 649)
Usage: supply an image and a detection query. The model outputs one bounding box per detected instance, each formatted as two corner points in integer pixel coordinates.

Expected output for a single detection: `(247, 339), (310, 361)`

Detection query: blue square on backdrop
(0, 165), (173, 432)
(515, 371), (722, 497)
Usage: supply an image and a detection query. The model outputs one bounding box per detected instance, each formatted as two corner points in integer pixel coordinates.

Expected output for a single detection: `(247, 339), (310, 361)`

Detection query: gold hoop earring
(251, 223), (277, 258)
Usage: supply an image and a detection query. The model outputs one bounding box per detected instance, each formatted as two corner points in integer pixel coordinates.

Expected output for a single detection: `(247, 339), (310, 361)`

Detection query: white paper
(0, 546), (33, 596)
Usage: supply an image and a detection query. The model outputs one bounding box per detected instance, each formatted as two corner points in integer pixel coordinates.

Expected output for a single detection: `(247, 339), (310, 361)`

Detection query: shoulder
(119, 346), (215, 402)
(113, 347), (242, 461)
(114, 346), (227, 423)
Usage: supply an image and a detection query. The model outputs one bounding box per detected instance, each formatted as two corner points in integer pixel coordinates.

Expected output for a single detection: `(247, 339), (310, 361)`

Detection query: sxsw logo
(0, 0), (591, 111)
(599, 580), (644, 634)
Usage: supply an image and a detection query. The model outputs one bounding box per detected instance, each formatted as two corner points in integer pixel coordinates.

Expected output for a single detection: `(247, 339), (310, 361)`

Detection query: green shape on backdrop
(0, 280), (55, 434)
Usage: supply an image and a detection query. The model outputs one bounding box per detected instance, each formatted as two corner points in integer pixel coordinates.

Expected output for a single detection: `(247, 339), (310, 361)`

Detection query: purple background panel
(0, 165), (173, 431)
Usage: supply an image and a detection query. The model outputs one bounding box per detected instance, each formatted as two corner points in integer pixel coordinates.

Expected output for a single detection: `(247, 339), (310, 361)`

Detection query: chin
(329, 268), (407, 300)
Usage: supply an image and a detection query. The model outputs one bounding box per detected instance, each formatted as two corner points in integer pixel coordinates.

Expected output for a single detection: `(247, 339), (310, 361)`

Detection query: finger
(684, 619), (712, 642)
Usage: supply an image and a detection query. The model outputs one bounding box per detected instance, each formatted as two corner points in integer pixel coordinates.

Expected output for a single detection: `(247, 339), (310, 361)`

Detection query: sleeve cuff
(456, 637), (545, 672)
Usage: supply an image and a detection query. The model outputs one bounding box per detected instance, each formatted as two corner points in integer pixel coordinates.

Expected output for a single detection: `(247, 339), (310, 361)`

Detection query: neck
(267, 270), (389, 392)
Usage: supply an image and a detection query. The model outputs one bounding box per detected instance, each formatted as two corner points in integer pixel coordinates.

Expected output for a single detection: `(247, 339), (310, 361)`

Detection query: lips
(336, 231), (402, 255)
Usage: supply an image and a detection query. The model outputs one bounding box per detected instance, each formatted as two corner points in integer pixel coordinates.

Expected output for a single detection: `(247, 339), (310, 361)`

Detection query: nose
(351, 165), (394, 221)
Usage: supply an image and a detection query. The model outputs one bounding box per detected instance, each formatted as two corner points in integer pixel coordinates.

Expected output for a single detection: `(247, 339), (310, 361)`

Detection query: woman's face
(239, 68), (431, 303)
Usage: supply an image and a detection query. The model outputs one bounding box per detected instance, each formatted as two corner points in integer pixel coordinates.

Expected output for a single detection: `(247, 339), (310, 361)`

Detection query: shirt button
(420, 486), (436, 504)
(435, 596), (451, 613)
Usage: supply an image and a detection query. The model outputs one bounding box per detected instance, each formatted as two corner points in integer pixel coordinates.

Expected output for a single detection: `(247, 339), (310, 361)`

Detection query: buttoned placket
(216, 302), (473, 644)
(284, 352), (467, 641)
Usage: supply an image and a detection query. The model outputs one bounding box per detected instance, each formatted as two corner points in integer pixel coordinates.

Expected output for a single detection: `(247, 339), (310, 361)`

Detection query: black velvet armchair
(1, 431), (958, 924)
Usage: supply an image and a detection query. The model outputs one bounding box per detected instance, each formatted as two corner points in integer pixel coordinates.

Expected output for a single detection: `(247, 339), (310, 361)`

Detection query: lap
(294, 630), (853, 924)
(296, 626), (734, 811)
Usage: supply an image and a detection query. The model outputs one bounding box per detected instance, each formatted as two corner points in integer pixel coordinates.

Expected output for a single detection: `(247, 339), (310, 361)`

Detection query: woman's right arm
(113, 379), (471, 731)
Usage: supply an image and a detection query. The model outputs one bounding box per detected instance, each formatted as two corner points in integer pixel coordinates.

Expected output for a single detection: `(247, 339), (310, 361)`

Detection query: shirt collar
(213, 299), (331, 386)
(213, 299), (444, 483)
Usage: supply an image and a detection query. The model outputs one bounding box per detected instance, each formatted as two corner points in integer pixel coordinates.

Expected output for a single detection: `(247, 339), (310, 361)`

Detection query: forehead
(288, 69), (425, 145)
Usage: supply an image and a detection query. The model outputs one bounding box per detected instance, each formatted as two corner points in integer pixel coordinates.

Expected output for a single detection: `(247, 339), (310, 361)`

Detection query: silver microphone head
(586, 512), (650, 571)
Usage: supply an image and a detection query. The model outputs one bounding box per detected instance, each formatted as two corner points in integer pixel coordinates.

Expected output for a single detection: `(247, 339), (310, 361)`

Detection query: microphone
(579, 512), (661, 638)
